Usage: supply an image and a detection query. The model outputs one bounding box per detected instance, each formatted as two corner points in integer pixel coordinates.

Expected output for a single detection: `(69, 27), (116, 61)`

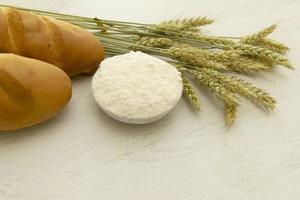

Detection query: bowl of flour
(92, 51), (183, 124)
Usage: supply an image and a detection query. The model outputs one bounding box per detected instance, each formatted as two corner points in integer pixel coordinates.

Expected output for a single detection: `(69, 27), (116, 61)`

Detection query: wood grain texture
(0, 0), (300, 199)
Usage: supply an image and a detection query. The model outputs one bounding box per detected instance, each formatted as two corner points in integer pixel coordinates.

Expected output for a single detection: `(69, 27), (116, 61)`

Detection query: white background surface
(0, 0), (300, 199)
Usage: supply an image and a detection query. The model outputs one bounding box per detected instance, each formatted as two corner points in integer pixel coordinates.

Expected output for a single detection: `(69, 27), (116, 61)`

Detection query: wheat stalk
(241, 24), (277, 42)
(241, 37), (289, 54)
(181, 75), (201, 111)
(240, 24), (289, 54)
(190, 70), (240, 107)
(154, 17), (214, 32)
(229, 43), (293, 69)
(199, 68), (276, 110)
(225, 103), (237, 125)
(168, 47), (228, 71)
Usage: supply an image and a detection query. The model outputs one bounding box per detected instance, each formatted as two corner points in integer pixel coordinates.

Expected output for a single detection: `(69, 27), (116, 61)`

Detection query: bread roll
(0, 54), (72, 131)
(0, 7), (105, 77)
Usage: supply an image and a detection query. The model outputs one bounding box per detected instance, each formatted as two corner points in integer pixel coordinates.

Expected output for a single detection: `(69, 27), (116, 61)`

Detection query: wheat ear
(199, 68), (276, 110)
(182, 75), (201, 111)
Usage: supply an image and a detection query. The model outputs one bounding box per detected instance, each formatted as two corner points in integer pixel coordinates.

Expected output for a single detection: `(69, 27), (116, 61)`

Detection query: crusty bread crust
(0, 54), (72, 131)
(0, 7), (105, 77)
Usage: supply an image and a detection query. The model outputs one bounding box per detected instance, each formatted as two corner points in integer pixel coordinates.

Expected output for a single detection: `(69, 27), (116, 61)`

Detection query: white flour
(92, 51), (182, 124)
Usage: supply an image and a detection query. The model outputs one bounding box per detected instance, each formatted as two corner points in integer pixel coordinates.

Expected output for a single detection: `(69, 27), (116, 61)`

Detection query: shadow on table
(90, 98), (182, 137)
(0, 105), (73, 144)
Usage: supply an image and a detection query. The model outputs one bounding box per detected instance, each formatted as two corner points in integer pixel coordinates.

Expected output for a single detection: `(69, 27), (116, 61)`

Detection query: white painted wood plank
(0, 0), (300, 199)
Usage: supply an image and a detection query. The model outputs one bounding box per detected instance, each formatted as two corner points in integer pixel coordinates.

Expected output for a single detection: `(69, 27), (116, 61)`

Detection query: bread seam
(0, 69), (33, 107)
(3, 8), (25, 54)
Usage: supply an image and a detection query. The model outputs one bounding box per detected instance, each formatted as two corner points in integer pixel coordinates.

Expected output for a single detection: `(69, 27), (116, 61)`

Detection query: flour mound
(92, 51), (183, 124)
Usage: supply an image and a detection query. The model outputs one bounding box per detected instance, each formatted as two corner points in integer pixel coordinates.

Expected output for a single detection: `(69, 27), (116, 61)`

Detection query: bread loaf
(0, 7), (105, 77)
(0, 54), (72, 131)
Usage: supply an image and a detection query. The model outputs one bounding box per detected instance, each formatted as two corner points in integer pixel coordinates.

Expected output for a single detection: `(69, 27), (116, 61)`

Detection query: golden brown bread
(0, 54), (72, 131)
(0, 7), (105, 77)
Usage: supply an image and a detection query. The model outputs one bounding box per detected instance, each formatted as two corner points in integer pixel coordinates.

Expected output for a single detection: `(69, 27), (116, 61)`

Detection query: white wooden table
(1, 0), (300, 199)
